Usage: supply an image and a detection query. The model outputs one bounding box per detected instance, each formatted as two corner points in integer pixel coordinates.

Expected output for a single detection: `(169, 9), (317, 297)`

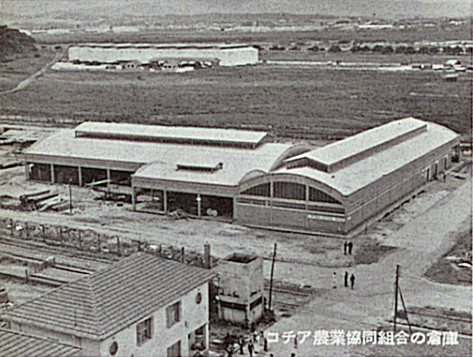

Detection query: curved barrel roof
(277, 118), (459, 196)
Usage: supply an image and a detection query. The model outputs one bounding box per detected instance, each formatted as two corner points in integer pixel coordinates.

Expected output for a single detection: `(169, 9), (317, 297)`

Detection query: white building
(1, 253), (216, 357)
(68, 44), (259, 67)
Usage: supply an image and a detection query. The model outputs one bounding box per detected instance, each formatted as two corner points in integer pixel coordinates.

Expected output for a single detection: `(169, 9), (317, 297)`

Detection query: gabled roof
(75, 122), (268, 147)
(1, 253), (216, 341)
(286, 118), (428, 173)
(0, 329), (80, 357)
(25, 126), (302, 187)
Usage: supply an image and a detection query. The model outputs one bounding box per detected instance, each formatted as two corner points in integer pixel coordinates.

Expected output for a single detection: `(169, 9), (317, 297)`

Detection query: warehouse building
(1, 253), (216, 357)
(68, 43), (259, 67)
(24, 118), (460, 235)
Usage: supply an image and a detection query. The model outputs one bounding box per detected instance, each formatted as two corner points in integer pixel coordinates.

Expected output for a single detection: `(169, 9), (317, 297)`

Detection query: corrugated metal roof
(0, 329), (80, 357)
(276, 120), (459, 196)
(75, 122), (268, 145)
(1, 253), (216, 340)
(25, 129), (297, 186)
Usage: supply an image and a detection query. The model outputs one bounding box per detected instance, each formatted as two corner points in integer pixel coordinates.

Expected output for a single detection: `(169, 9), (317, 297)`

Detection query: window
(109, 341), (118, 356)
(273, 182), (305, 200)
(309, 187), (341, 204)
(241, 183), (270, 197)
(166, 301), (181, 328)
(167, 340), (181, 357)
(196, 292), (202, 305)
(136, 317), (153, 346)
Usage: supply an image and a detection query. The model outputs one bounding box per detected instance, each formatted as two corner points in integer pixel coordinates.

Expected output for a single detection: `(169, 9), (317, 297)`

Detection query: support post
(268, 243), (277, 311)
(50, 164), (55, 184)
(197, 194), (201, 217)
(163, 189), (167, 213)
(132, 188), (136, 211)
(393, 265), (400, 333)
(69, 182), (72, 215)
(24, 162), (30, 180)
(78, 167), (83, 187)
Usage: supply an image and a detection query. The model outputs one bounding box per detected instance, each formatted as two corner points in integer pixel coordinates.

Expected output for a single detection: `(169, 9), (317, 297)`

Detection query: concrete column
(50, 164), (55, 183)
(78, 167), (83, 187)
(106, 168), (111, 184)
(24, 162), (30, 180)
(163, 189), (167, 213)
(197, 194), (201, 216)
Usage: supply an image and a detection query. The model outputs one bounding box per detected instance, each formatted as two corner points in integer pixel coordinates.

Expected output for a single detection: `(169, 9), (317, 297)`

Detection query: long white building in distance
(68, 43), (259, 67)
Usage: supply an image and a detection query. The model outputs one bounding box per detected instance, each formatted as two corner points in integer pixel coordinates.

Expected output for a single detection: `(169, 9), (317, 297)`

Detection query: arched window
(241, 183), (270, 197)
(309, 187), (341, 204)
(273, 182), (305, 200)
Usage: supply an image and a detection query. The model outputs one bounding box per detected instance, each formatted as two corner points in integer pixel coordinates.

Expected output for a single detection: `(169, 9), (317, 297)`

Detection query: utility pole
(393, 264), (400, 333)
(268, 243), (277, 311)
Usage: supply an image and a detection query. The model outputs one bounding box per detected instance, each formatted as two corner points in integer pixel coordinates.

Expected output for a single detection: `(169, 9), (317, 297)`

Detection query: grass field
(0, 59), (470, 140)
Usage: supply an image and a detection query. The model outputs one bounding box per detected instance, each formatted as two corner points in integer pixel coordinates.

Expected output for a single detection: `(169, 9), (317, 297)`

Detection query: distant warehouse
(68, 43), (259, 67)
(24, 118), (461, 236)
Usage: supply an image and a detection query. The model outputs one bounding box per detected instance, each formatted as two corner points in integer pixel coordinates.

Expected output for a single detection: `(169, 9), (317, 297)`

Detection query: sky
(0, 0), (471, 19)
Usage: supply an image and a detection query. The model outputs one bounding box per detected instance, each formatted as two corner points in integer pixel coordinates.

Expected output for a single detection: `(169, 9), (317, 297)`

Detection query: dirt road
(265, 177), (472, 356)
(0, 51), (63, 96)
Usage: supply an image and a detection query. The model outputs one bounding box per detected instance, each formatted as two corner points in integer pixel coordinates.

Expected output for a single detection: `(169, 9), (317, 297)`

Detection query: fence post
(116, 236), (121, 256)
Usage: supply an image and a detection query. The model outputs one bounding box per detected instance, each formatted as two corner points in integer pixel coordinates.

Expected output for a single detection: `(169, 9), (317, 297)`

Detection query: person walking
(248, 340), (254, 357)
(343, 241), (348, 255)
(294, 334), (298, 349)
(332, 272), (337, 289)
(344, 271), (349, 287)
(238, 336), (245, 355)
(350, 274), (355, 289)
(347, 241), (353, 255)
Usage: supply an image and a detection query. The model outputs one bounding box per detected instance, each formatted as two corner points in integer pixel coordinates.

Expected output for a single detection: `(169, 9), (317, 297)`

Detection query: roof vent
(176, 162), (223, 172)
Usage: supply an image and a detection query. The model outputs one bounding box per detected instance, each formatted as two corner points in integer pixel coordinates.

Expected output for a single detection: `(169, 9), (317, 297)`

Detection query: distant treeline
(261, 43), (470, 55)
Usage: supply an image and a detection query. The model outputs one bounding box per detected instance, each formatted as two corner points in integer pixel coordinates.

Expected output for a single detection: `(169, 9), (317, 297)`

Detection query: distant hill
(0, 0), (471, 21)
(0, 26), (37, 61)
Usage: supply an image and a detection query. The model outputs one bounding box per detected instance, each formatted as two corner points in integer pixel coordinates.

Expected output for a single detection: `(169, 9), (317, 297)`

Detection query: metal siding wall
(235, 204), (271, 225)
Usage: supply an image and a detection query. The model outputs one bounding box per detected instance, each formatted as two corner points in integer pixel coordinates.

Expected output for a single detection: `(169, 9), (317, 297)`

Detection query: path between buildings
(262, 177), (472, 356)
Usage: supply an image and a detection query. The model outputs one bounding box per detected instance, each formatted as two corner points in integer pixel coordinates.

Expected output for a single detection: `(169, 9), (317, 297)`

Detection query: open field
(0, 49), (57, 91)
(0, 60), (470, 141)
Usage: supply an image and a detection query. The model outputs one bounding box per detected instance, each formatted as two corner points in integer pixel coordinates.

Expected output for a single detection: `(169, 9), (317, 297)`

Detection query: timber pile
(19, 189), (68, 211)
